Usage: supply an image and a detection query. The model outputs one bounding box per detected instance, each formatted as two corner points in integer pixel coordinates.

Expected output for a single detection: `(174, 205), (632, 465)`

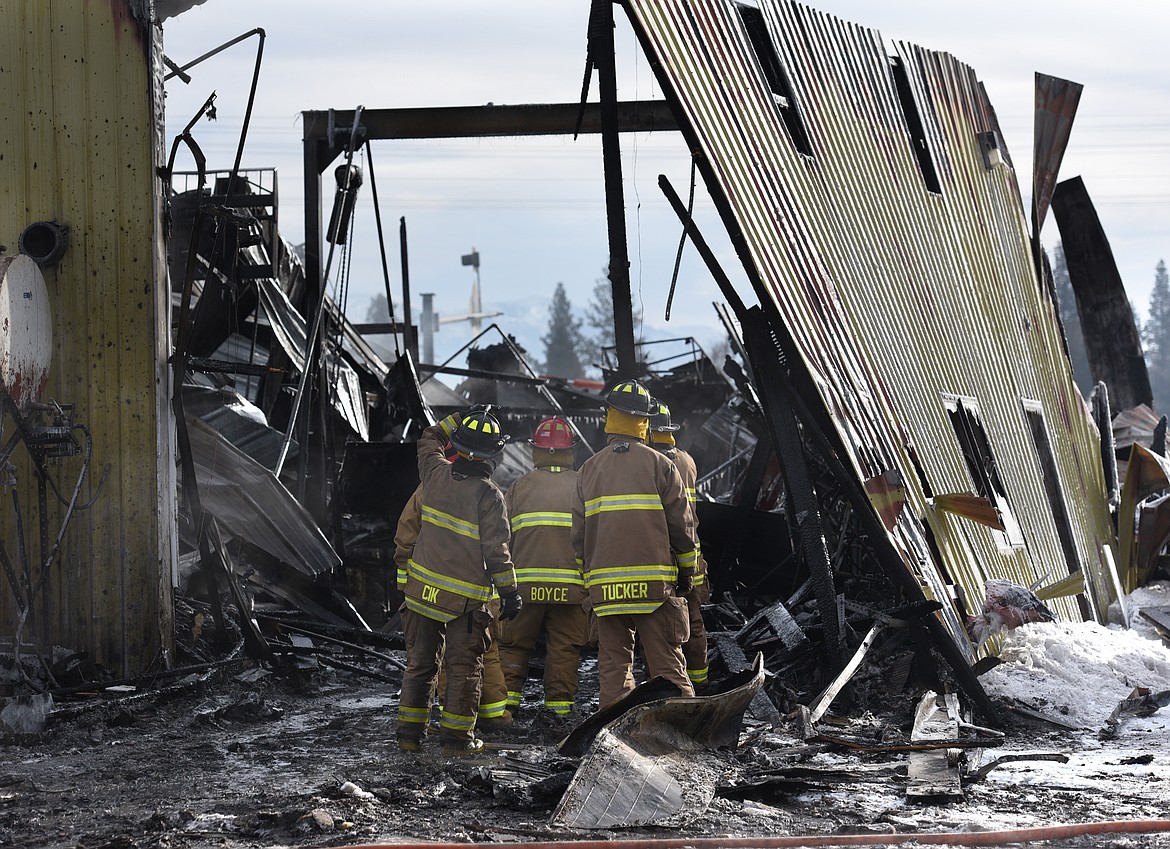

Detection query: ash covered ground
(4, 600), (1170, 849)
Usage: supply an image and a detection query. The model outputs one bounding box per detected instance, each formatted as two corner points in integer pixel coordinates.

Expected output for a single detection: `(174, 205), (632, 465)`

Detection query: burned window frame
(943, 395), (1025, 549)
(1021, 398), (1086, 581)
(735, 3), (814, 158)
(889, 56), (943, 195)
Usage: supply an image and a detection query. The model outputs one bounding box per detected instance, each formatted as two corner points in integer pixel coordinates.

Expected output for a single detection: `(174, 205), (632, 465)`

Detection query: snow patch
(980, 583), (1170, 730)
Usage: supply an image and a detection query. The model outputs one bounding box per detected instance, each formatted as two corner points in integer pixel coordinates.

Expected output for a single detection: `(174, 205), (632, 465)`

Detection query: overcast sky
(161, 1), (1170, 365)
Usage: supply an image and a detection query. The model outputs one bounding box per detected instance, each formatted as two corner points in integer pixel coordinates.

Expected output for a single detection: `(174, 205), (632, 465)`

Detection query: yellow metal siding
(0, 0), (174, 675)
(625, 0), (1116, 648)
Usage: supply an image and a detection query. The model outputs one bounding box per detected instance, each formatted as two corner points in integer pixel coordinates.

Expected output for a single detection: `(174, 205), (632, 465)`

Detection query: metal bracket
(326, 106), (367, 152)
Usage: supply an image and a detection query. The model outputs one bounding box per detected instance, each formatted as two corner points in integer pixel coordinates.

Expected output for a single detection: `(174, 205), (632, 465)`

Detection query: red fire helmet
(530, 416), (576, 450)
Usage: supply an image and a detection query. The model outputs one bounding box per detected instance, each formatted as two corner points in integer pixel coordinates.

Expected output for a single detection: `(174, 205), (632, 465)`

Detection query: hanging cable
(274, 106), (364, 478)
(364, 139), (402, 358)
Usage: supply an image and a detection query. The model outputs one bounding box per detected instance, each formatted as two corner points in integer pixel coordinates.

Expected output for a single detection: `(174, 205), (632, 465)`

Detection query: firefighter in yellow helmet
(648, 399), (710, 689)
(498, 417), (588, 717)
(396, 407), (522, 756)
(570, 379), (699, 708)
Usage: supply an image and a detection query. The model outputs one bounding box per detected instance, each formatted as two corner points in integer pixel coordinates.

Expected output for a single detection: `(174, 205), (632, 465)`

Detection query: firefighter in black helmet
(649, 399), (710, 689)
(396, 406), (523, 756)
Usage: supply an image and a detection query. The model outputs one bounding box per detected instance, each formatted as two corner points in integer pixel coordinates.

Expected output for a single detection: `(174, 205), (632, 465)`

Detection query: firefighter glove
(500, 589), (523, 621)
(676, 566), (695, 595)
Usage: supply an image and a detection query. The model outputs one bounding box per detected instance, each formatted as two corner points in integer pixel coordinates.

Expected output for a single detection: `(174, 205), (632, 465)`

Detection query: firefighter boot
(441, 737), (486, 757)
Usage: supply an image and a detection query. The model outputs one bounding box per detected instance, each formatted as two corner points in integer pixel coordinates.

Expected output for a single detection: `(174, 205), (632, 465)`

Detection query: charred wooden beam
(1051, 176), (1152, 411)
(741, 307), (842, 659)
(736, 599), (811, 661)
(592, 0), (637, 377)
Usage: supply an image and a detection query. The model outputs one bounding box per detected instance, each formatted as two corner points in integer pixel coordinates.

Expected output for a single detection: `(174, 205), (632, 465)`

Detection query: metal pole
(400, 217), (415, 360)
(421, 293), (435, 365)
(295, 138), (325, 499)
(594, 0), (637, 377)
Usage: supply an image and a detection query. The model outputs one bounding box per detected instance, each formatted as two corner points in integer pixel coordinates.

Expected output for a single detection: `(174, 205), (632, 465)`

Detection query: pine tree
(1052, 245), (1092, 395)
(1144, 259), (1170, 412)
(366, 293), (391, 322)
(583, 270), (642, 370)
(541, 283), (586, 378)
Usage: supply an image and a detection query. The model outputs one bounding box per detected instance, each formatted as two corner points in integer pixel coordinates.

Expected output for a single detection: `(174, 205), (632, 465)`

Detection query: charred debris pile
(3, 172), (985, 772)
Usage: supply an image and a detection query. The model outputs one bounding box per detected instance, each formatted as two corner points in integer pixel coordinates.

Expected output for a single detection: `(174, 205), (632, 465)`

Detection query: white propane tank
(0, 254), (52, 411)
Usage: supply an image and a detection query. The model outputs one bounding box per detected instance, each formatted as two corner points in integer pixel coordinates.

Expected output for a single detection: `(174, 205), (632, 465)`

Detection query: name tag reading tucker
(601, 582), (648, 601)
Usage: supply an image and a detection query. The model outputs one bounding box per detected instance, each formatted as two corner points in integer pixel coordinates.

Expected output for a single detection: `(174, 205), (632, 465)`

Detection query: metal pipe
(328, 819), (1170, 849)
(421, 293), (435, 366)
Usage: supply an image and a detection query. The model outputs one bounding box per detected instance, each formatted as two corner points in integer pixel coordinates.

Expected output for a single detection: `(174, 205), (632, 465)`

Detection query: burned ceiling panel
(622, 0), (1117, 648)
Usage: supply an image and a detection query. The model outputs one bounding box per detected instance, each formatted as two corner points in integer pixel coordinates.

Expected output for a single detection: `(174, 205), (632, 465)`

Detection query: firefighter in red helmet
(571, 380), (699, 708)
(396, 407), (522, 756)
(497, 417), (589, 717)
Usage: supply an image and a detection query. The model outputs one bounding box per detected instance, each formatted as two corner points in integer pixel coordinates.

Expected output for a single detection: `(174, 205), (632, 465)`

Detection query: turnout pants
(596, 595), (692, 709)
(397, 606), (491, 744)
(498, 601), (588, 714)
(436, 600), (509, 720)
(682, 584), (709, 686)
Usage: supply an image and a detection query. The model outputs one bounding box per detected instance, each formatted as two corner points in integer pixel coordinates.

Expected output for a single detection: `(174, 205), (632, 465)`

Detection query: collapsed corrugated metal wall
(0, 1), (174, 675)
(623, 0), (1117, 649)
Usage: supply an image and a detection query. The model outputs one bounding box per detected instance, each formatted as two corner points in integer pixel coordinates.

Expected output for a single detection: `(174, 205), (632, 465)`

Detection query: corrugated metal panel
(0, 1), (174, 675)
(623, 0), (1116, 649)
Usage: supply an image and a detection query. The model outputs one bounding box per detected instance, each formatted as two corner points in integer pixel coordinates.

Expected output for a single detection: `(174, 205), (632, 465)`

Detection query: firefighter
(395, 407), (522, 756)
(648, 400), (710, 689)
(498, 417), (588, 717)
(571, 379), (699, 709)
(393, 484), (512, 729)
